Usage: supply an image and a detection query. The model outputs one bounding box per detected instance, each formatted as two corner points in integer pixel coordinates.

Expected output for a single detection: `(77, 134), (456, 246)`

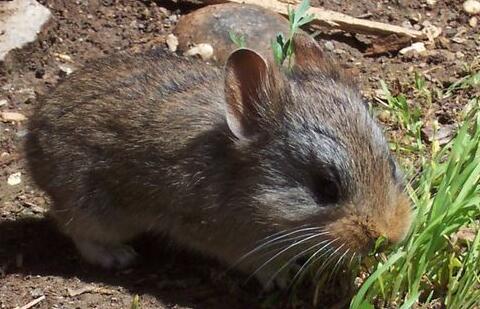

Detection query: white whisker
(287, 238), (340, 288)
(246, 232), (328, 282)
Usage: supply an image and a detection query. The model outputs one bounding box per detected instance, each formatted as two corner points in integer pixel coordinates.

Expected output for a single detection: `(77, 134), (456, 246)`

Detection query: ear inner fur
(224, 49), (269, 139)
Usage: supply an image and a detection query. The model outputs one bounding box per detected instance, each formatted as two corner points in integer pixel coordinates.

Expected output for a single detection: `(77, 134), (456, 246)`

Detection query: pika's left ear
(292, 33), (325, 68)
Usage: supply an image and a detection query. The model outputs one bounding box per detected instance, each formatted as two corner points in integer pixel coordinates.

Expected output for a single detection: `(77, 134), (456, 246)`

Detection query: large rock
(174, 3), (299, 64)
(0, 0), (51, 61)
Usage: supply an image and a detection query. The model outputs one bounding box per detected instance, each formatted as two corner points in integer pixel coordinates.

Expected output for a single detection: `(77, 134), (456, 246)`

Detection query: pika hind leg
(51, 194), (143, 269)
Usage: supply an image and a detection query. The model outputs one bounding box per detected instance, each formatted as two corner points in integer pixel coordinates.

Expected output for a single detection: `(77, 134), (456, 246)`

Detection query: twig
(203, 0), (425, 39)
(15, 296), (46, 309)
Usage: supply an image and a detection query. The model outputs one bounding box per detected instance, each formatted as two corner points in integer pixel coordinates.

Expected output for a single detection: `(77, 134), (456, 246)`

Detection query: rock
(469, 16), (478, 27)
(7, 172), (22, 186)
(184, 43), (214, 61)
(426, 0), (437, 6)
(166, 34), (179, 52)
(54, 53), (73, 62)
(401, 20), (413, 29)
(174, 3), (305, 64)
(463, 0), (480, 14)
(399, 42), (427, 55)
(324, 41), (335, 51)
(1, 111), (27, 122)
(0, 99), (7, 107)
(0, 0), (51, 61)
(15, 88), (36, 104)
(58, 64), (74, 76)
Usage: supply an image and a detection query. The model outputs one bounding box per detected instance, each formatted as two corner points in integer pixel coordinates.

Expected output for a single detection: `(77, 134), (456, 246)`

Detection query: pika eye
(312, 175), (340, 205)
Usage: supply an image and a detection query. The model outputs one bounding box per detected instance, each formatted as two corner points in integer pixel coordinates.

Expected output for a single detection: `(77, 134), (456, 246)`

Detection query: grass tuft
(350, 73), (480, 308)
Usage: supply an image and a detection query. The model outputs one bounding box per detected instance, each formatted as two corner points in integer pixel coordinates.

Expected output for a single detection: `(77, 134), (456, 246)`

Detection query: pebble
(0, 0), (52, 61)
(7, 172), (22, 186)
(1, 111), (27, 122)
(463, 0), (480, 14)
(469, 16), (478, 27)
(166, 34), (179, 52)
(324, 41), (335, 51)
(58, 64), (74, 76)
(399, 42), (427, 55)
(184, 43), (214, 61)
(426, 0), (437, 5)
(54, 53), (73, 62)
(401, 20), (413, 29)
(0, 99), (7, 107)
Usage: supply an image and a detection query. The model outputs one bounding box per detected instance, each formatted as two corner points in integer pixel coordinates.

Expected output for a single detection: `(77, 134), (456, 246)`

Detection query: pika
(26, 34), (411, 288)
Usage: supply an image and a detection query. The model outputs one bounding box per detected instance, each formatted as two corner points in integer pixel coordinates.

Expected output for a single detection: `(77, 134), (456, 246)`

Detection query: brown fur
(25, 35), (412, 288)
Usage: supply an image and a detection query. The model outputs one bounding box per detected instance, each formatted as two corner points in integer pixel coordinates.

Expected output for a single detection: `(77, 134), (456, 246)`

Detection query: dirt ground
(0, 0), (478, 308)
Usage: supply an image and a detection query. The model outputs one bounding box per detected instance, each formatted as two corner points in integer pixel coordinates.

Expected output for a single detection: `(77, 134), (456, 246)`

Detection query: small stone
(7, 172), (22, 186)
(401, 20), (413, 29)
(166, 34), (179, 52)
(0, 99), (7, 107)
(30, 288), (44, 298)
(58, 64), (74, 76)
(399, 42), (427, 55)
(463, 0), (480, 14)
(54, 53), (73, 62)
(0, 0), (52, 61)
(456, 51), (465, 58)
(16, 88), (36, 104)
(1, 111), (27, 122)
(469, 16), (478, 27)
(184, 43), (214, 61)
(426, 0), (437, 5)
(324, 41), (335, 51)
(451, 37), (467, 44)
(377, 110), (391, 123)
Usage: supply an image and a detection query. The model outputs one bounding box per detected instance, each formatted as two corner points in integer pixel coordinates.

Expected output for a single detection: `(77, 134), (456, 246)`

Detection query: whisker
(246, 232), (328, 282)
(348, 252), (358, 269)
(265, 237), (335, 288)
(259, 224), (315, 243)
(230, 227), (326, 270)
(330, 247), (350, 280)
(324, 243), (346, 280)
(248, 233), (324, 261)
(258, 226), (325, 244)
(311, 245), (340, 279)
(285, 238), (340, 289)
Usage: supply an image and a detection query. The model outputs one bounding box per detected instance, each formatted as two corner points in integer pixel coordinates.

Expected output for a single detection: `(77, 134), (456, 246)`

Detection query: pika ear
(292, 33), (325, 68)
(224, 48), (269, 140)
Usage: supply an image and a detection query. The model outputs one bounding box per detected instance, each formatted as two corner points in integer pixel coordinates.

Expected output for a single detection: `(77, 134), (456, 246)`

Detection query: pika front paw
(74, 239), (137, 269)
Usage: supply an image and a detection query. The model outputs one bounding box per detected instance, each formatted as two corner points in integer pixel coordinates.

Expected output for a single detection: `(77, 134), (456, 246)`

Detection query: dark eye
(312, 175), (340, 205)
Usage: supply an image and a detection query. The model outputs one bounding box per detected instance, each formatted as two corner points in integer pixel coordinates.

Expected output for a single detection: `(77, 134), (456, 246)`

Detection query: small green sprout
(272, 0), (315, 67)
(229, 31), (246, 48)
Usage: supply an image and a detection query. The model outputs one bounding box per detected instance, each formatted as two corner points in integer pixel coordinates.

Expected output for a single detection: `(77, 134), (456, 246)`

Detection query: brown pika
(26, 34), (412, 289)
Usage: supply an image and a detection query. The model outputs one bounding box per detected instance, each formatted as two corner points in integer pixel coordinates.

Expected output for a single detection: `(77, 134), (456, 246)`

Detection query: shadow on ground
(0, 216), (262, 309)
